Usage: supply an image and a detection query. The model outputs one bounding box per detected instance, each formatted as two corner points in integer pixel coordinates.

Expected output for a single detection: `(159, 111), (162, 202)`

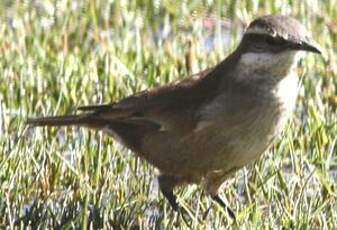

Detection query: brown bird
(27, 14), (321, 218)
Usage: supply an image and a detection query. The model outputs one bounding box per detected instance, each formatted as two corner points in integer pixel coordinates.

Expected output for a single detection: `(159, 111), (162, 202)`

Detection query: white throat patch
(237, 50), (301, 79)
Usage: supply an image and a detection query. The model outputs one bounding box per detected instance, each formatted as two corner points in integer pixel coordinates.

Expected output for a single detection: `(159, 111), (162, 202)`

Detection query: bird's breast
(196, 72), (299, 171)
(231, 72), (299, 166)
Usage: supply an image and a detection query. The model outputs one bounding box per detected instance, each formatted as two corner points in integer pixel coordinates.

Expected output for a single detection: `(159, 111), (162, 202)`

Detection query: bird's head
(236, 14), (321, 77)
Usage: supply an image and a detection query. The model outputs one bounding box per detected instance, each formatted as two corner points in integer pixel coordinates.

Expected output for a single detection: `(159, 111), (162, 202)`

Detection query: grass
(0, 0), (336, 229)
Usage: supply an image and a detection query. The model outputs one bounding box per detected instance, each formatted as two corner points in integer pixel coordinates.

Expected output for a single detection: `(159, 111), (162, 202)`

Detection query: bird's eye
(265, 36), (284, 46)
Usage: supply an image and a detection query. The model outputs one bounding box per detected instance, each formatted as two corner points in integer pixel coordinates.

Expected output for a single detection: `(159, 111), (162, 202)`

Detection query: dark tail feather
(26, 114), (105, 128)
(77, 104), (112, 112)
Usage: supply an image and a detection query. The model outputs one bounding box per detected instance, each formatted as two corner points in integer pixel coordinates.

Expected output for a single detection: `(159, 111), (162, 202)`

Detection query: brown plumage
(27, 14), (321, 218)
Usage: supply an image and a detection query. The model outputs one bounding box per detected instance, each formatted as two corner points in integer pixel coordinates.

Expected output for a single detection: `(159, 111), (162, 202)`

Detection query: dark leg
(212, 194), (236, 219)
(158, 175), (179, 211)
(158, 175), (202, 226)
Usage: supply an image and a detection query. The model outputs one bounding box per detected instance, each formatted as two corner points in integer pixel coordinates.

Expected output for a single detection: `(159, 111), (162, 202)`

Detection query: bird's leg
(205, 169), (237, 219)
(212, 194), (236, 219)
(158, 175), (179, 211)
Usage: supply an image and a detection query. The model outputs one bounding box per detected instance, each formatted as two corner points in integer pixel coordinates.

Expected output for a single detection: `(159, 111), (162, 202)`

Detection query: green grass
(1, 0), (337, 229)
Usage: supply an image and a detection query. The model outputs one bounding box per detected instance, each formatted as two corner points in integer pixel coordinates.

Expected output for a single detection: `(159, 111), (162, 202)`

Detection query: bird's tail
(26, 114), (105, 128)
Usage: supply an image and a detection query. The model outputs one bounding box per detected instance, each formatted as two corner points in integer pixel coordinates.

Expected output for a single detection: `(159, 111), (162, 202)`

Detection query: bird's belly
(224, 125), (279, 167)
(140, 106), (292, 182)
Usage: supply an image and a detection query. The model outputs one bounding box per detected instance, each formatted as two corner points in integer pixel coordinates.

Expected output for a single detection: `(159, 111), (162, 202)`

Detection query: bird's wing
(78, 67), (216, 133)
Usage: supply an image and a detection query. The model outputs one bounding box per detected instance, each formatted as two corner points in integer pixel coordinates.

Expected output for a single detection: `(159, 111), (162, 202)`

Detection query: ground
(0, 1), (337, 229)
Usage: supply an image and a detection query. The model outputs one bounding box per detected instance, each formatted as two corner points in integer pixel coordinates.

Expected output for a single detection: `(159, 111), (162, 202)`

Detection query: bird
(27, 14), (321, 218)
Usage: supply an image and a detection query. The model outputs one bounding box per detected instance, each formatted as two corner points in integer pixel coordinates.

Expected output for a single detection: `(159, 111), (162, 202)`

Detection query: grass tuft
(0, 0), (336, 228)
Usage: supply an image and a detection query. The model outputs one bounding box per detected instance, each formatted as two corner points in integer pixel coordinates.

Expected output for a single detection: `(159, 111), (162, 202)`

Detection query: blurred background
(0, 0), (336, 229)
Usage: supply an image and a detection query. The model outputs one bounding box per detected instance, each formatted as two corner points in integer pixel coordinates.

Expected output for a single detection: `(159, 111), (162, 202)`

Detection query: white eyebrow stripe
(245, 27), (277, 36)
(245, 27), (292, 41)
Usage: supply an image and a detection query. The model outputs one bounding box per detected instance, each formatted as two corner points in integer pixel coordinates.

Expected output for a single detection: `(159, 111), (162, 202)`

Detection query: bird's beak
(295, 40), (322, 54)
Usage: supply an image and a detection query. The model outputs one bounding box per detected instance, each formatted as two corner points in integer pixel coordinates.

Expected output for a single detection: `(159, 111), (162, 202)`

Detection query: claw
(212, 194), (236, 219)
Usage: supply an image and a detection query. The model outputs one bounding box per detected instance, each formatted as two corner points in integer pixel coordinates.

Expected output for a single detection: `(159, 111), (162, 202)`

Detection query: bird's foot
(212, 194), (236, 220)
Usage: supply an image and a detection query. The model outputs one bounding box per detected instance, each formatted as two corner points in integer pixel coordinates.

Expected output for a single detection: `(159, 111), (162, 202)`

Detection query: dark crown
(246, 14), (307, 42)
